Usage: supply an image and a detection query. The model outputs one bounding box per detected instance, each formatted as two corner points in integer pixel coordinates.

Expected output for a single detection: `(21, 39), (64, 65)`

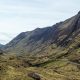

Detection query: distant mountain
(0, 44), (4, 48)
(4, 11), (80, 57)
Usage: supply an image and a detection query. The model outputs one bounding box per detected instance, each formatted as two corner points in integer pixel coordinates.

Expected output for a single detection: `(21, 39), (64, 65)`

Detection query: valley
(0, 11), (80, 80)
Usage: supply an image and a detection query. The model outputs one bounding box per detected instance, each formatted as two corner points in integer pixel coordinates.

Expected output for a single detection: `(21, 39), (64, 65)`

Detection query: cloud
(0, 32), (17, 44)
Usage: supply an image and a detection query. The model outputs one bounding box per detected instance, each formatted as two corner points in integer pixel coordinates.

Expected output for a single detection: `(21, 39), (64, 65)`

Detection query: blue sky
(0, 0), (80, 44)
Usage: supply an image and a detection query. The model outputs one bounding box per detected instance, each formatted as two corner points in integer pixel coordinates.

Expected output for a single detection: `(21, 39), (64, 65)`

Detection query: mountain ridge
(3, 11), (80, 56)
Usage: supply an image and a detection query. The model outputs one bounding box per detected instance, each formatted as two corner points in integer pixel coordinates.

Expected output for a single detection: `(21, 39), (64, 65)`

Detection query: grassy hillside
(0, 51), (80, 80)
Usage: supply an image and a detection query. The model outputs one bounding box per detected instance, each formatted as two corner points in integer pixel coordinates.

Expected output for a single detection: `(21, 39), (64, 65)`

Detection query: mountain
(0, 44), (4, 48)
(1, 11), (80, 80)
(4, 11), (80, 56)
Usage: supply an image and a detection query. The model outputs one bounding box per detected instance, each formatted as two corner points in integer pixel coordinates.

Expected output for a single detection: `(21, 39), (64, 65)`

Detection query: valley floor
(0, 54), (80, 80)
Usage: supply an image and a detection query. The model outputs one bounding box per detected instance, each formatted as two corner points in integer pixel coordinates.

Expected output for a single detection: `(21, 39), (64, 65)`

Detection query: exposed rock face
(28, 72), (41, 80)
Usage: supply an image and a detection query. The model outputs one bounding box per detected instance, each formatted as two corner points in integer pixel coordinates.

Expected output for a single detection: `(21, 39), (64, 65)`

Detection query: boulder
(28, 72), (41, 80)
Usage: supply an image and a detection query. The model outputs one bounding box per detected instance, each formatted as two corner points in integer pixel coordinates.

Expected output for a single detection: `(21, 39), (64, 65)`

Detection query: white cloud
(0, 32), (17, 44)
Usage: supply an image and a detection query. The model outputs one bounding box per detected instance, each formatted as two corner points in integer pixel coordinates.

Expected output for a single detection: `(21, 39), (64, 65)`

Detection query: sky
(0, 0), (80, 44)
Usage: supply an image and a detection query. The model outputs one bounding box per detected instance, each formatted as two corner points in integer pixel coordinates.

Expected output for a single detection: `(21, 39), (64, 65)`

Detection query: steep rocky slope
(4, 11), (80, 56)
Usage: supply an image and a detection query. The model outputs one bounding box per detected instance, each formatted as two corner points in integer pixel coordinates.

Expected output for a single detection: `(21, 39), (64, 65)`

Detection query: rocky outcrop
(28, 72), (41, 80)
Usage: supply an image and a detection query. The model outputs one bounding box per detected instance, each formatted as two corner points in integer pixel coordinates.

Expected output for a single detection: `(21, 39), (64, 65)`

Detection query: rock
(28, 72), (41, 80)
